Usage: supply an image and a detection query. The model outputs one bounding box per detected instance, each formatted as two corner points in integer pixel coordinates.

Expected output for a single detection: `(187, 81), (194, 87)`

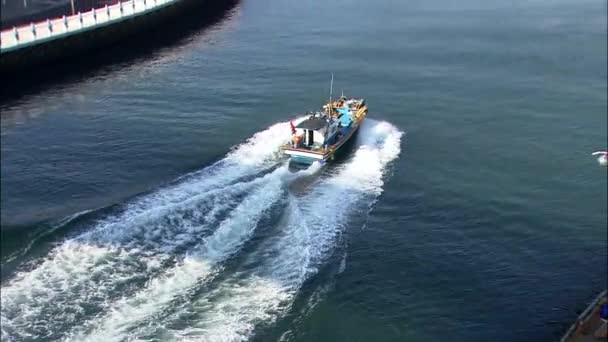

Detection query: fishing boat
(281, 77), (368, 164)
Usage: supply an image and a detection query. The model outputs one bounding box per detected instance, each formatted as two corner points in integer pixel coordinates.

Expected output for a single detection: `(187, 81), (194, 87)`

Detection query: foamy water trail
(0, 119), (301, 342)
(167, 120), (403, 342)
(70, 166), (318, 341)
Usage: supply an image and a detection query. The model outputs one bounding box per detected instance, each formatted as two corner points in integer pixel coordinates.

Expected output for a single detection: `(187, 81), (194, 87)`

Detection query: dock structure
(0, 0), (235, 74)
(1, 0), (177, 53)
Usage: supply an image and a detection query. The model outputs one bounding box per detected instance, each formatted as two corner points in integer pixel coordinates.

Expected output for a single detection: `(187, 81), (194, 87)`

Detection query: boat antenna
(329, 73), (334, 110)
(341, 88), (344, 98)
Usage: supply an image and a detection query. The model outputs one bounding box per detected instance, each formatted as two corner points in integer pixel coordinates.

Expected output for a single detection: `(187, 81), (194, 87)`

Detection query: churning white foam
(0, 117), (402, 342)
(168, 119), (403, 342)
(70, 160), (324, 342)
(69, 167), (295, 342)
(0, 119), (300, 342)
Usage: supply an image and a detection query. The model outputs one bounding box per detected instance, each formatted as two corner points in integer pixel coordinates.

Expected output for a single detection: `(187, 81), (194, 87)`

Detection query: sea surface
(1, 0), (607, 341)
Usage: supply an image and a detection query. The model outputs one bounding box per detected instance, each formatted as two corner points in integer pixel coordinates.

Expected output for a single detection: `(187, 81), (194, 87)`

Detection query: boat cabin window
(307, 130), (314, 146)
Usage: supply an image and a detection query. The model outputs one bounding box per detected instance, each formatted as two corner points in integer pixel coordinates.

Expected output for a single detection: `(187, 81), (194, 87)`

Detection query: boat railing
(560, 290), (608, 342)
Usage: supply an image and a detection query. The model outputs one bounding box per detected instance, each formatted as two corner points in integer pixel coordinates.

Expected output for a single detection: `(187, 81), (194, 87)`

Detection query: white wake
(0, 119), (303, 342)
(162, 120), (403, 342)
(1, 118), (402, 342)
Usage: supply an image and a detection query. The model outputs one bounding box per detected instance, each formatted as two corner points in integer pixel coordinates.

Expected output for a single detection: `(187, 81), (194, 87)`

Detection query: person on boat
(292, 133), (302, 148)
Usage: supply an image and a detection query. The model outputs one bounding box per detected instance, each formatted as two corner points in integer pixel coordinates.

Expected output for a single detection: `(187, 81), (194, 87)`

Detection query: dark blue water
(1, 0), (606, 341)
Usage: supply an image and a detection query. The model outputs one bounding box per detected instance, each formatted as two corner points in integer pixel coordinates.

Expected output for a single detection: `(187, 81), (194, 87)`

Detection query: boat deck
(561, 290), (607, 342)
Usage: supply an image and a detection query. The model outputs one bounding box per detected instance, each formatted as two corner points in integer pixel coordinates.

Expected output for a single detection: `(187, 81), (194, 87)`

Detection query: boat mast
(328, 73), (334, 113)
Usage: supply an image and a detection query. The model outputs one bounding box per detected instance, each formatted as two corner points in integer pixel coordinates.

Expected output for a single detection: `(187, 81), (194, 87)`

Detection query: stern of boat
(281, 145), (330, 165)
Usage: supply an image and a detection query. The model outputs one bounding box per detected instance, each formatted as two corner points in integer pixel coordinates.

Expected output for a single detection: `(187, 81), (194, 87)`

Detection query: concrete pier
(0, 0), (235, 73)
(1, 0), (176, 52)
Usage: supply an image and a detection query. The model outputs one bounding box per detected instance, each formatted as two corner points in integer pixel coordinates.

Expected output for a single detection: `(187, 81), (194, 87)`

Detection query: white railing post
(105, 4), (109, 19)
(119, 1), (123, 15)
(13, 27), (19, 42)
(93, 8), (97, 23)
(79, 12), (83, 28)
(132, 0), (135, 11)
(63, 15), (68, 29)
(143, 0), (146, 9)
(47, 19), (52, 34)
(31, 22), (36, 38)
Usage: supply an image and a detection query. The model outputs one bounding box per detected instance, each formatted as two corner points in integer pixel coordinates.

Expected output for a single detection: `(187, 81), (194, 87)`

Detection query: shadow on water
(0, 0), (241, 104)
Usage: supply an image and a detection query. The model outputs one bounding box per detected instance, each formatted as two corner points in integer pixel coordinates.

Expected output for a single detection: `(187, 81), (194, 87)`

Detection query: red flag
(290, 121), (296, 134)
